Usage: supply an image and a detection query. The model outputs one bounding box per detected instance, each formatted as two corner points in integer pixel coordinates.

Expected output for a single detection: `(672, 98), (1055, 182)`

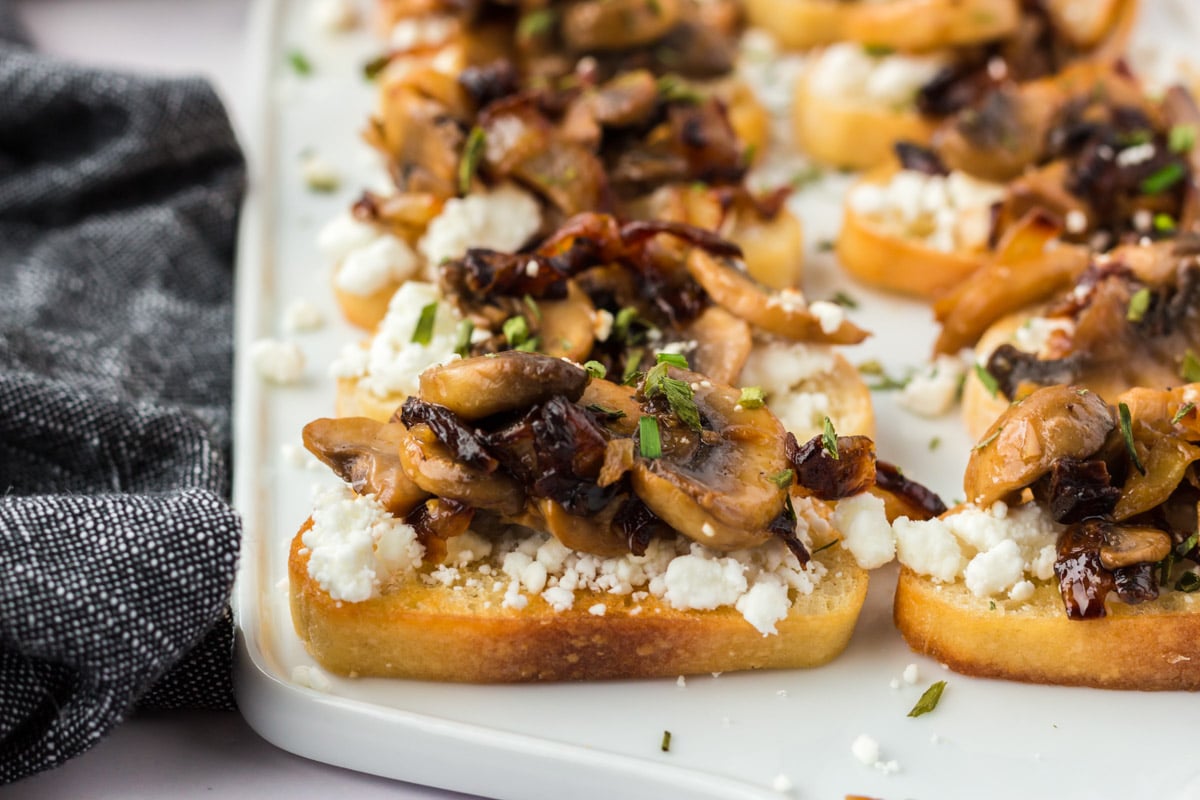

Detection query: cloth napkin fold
(0, 5), (245, 784)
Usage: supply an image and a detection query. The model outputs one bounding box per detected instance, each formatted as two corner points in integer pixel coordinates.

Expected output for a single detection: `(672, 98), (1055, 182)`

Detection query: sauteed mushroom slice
(399, 422), (525, 516)
(630, 367), (790, 550)
(560, 0), (682, 52)
(579, 379), (641, 436)
(684, 305), (752, 385)
(964, 385), (1115, 507)
(538, 282), (597, 362)
(303, 417), (429, 517)
(686, 249), (869, 345)
(1098, 524), (1172, 570)
(418, 352), (589, 420)
(534, 497), (630, 557)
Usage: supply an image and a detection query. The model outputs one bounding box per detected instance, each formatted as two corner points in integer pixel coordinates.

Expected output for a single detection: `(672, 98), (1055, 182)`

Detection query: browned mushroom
(1098, 524), (1173, 570)
(399, 422), (525, 516)
(418, 352), (589, 420)
(303, 417), (428, 517)
(560, 0), (682, 52)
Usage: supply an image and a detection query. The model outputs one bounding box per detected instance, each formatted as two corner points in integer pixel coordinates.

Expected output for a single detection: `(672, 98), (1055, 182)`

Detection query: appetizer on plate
(895, 383), (1200, 690)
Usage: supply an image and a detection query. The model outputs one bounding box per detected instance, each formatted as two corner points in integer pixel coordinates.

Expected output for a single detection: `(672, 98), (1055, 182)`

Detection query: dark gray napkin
(0, 5), (245, 784)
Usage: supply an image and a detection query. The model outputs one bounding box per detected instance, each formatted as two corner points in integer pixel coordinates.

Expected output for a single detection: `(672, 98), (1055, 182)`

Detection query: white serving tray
(233, 2), (1200, 798)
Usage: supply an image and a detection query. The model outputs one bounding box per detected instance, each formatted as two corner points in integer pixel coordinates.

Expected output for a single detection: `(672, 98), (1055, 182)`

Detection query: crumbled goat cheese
(902, 663), (920, 684)
(418, 183), (541, 268)
(359, 281), (460, 398)
(292, 665), (332, 692)
(896, 502), (1063, 597)
(303, 485), (425, 602)
(592, 309), (614, 342)
(309, 0), (358, 32)
(676, 675), (688, 688)
(390, 15), (457, 52)
(251, 338), (305, 384)
(283, 299), (325, 333)
(1014, 316), (1075, 356)
(335, 234), (419, 296)
(849, 169), (1004, 252)
(1116, 142), (1156, 167)
(1065, 209), (1088, 234)
(833, 493), (895, 569)
(588, 603), (606, 616)
(851, 734), (881, 766)
(301, 152), (341, 192)
(1009, 579), (1035, 603)
(899, 354), (966, 417)
(317, 211), (379, 262)
(808, 301), (846, 335)
(808, 43), (942, 107)
(739, 340), (838, 437)
(663, 554), (748, 611)
(734, 578), (790, 635)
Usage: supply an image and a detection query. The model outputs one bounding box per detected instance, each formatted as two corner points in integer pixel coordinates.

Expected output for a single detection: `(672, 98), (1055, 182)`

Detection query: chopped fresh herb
(363, 54), (390, 80)
(1117, 129), (1153, 147)
(453, 319), (474, 358)
(587, 404), (626, 419)
(523, 294), (541, 322)
(907, 681), (947, 718)
(1161, 552), (1176, 587)
(647, 0), (662, 14)
(458, 126), (487, 195)
(791, 165), (824, 189)
(816, 239), (835, 253)
(929, 436), (941, 451)
(1170, 123), (1197, 154)
(857, 360), (884, 375)
(583, 360), (607, 380)
(1141, 162), (1186, 195)
(503, 315), (530, 348)
(1173, 402), (1196, 424)
(660, 730), (672, 752)
(1154, 213), (1177, 232)
(858, 360), (910, 390)
(411, 303), (438, 346)
(973, 427), (1002, 451)
(830, 290), (858, 309)
(514, 337), (540, 353)
(974, 363), (999, 398)
(287, 50), (313, 76)
(1118, 401), (1145, 475)
(517, 7), (557, 38)
(782, 492), (796, 522)
(769, 469), (794, 489)
(739, 386), (766, 409)
(644, 363), (702, 431)
(639, 416), (663, 459)
(614, 307), (639, 342)
(821, 417), (839, 460)
(1178, 571), (1200, 593)
(811, 539), (837, 555)
(1178, 533), (1199, 557)
(1183, 350), (1200, 382)
(989, 600), (997, 611)
(1126, 287), (1151, 322)
(622, 348), (645, 384)
(656, 352), (689, 369)
(656, 74), (702, 104)
(863, 44), (894, 57)
(742, 142), (758, 163)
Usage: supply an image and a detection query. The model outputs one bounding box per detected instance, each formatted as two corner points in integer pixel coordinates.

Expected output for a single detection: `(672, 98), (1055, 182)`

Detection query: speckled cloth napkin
(0, 6), (245, 784)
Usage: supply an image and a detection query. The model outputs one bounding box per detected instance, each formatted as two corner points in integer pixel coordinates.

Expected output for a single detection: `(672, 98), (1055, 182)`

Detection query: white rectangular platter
(233, 1), (1200, 798)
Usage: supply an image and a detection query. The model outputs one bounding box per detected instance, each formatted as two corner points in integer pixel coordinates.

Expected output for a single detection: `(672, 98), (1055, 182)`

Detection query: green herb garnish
(989, 600), (997, 611)
(821, 417), (839, 460)
(656, 352), (689, 369)
(524, 294), (541, 322)
(614, 307), (639, 342)
(974, 363), (999, 398)
(583, 360), (607, 380)
(907, 681), (947, 718)
(1178, 571), (1200, 593)
(1141, 162), (1186, 195)
(1170, 123), (1197, 154)
(1183, 350), (1200, 383)
(1154, 213), (1177, 232)
(639, 416), (663, 459)
(830, 290), (859, 309)
(458, 126), (487, 195)
(769, 469), (794, 489)
(816, 239), (835, 253)
(739, 386), (765, 409)
(1118, 401), (1145, 475)
(587, 404), (626, 419)
(644, 363), (702, 431)
(503, 315), (530, 348)
(517, 7), (557, 38)
(1126, 287), (1151, 322)
(863, 44), (895, 56)
(453, 319), (474, 358)
(1178, 533), (1199, 557)
(811, 539), (837, 555)
(973, 426), (1002, 451)
(742, 142), (758, 163)
(656, 74), (702, 104)
(929, 436), (941, 451)
(791, 165), (824, 189)
(622, 348), (645, 385)
(411, 302), (438, 345)
(660, 730), (672, 752)
(287, 50), (313, 76)
(363, 54), (390, 81)
(1173, 402), (1196, 425)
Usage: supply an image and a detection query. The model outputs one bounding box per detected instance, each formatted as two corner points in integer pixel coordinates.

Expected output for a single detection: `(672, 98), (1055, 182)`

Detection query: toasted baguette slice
(894, 567), (1200, 690)
(290, 519), (868, 681)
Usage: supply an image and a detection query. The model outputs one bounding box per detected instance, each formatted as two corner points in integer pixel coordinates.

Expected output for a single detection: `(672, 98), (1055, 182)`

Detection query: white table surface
(6, 1), (462, 797)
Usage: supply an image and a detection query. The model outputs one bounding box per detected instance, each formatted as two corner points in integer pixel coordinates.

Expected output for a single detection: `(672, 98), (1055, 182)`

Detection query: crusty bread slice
(894, 567), (1200, 690)
(290, 520), (868, 682)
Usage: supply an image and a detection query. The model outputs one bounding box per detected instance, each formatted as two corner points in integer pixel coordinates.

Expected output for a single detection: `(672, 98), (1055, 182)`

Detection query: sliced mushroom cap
(1098, 524), (1172, 570)
(538, 281), (597, 363)
(534, 497), (629, 557)
(399, 422), (525, 516)
(631, 367), (790, 550)
(302, 417), (428, 516)
(964, 384), (1115, 507)
(686, 249), (868, 345)
(561, 0), (682, 52)
(418, 352), (588, 420)
(684, 305), (752, 385)
(579, 379), (642, 436)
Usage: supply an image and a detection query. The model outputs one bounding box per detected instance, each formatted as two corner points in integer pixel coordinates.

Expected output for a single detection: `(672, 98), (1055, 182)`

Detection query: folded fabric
(0, 4), (245, 784)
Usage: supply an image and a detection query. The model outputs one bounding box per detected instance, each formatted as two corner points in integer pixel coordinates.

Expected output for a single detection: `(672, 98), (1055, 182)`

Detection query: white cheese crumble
(418, 182), (542, 269)
(833, 493), (895, 569)
(303, 485), (425, 602)
(739, 340), (838, 438)
(902, 663), (920, 684)
(808, 301), (846, 335)
(250, 338), (305, 384)
(1116, 142), (1156, 167)
(808, 43), (942, 108)
(663, 555), (748, 610)
(849, 169), (1004, 253)
(898, 353), (967, 417)
(676, 675), (688, 688)
(283, 299), (325, 333)
(352, 281), (461, 398)
(309, 0), (358, 32)
(896, 501), (1063, 598)
(336, 234), (419, 297)
(1013, 316), (1075, 357)
(291, 665), (332, 692)
(851, 734), (881, 766)
(389, 15), (458, 52)
(318, 211), (380, 262)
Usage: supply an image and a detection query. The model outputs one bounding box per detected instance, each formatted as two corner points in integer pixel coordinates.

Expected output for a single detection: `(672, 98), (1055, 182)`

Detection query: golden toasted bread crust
(894, 567), (1200, 690)
(290, 520), (869, 681)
